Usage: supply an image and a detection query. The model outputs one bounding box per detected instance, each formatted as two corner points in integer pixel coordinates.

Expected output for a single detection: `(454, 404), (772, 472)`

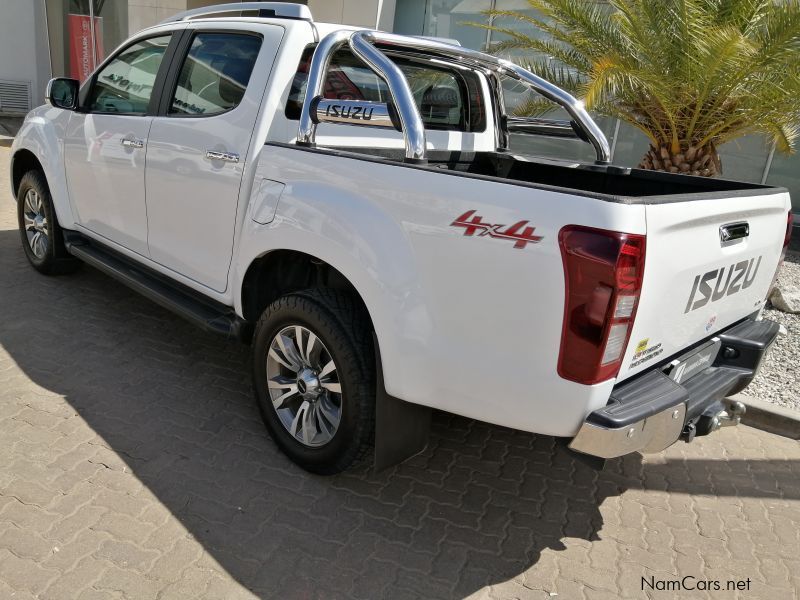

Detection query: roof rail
(159, 2), (313, 25)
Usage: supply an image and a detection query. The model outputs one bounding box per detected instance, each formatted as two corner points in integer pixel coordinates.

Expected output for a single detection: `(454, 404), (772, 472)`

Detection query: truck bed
(257, 142), (789, 435)
(272, 142), (783, 203)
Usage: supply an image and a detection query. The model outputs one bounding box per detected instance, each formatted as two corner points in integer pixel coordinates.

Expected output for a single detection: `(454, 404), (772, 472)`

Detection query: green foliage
(469, 0), (800, 155)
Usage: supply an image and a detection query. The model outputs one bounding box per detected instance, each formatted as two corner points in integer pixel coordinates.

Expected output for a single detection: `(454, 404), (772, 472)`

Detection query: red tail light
(558, 226), (646, 385)
(769, 210), (795, 295)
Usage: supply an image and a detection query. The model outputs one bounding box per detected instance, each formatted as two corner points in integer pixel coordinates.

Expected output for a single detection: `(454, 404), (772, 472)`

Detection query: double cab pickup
(10, 2), (792, 473)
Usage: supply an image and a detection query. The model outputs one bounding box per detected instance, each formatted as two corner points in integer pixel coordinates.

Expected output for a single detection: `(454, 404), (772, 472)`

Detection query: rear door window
(169, 32), (262, 117)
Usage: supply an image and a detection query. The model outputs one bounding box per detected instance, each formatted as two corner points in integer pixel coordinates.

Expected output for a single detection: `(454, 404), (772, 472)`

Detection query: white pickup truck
(10, 3), (793, 474)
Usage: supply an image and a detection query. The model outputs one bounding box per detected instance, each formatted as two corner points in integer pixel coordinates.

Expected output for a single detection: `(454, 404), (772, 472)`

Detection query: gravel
(747, 250), (800, 411)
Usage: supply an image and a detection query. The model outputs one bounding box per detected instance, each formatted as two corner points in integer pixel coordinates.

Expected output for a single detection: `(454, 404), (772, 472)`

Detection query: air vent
(0, 80), (32, 114)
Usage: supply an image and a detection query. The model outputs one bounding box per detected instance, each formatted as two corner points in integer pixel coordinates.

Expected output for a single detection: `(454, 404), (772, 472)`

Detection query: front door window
(87, 34), (171, 115)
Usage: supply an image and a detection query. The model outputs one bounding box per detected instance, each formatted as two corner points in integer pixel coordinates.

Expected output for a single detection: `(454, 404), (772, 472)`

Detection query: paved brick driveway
(1, 143), (799, 599)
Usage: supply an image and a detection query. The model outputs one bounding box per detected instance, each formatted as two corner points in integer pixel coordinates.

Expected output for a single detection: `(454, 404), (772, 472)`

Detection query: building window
(394, 0), (493, 50)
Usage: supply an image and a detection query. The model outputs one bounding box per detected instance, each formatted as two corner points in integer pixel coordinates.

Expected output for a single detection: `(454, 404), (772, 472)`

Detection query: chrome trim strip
(121, 138), (144, 149)
(205, 150), (240, 163)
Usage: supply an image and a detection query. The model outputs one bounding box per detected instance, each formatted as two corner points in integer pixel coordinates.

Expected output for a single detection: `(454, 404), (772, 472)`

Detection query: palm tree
(470, 0), (800, 176)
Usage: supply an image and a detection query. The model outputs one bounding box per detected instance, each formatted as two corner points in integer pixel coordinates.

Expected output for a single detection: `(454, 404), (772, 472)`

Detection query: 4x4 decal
(451, 210), (543, 249)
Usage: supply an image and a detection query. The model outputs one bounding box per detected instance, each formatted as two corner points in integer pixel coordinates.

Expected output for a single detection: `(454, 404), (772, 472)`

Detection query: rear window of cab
(285, 46), (486, 133)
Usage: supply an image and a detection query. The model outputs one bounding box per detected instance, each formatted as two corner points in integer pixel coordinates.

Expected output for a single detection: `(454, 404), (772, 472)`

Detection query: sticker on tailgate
(684, 256), (762, 313)
(630, 339), (663, 369)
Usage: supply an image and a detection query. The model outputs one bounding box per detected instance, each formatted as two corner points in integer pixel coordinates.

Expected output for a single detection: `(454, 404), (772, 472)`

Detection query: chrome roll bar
(297, 30), (611, 164)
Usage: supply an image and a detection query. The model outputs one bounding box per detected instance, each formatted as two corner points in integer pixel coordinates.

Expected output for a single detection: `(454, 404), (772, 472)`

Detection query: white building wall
(308, 0), (395, 29)
(0, 0), (395, 118)
(0, 0), (49, 114)
(128, 0), (192, 35)
(127, 1), (397, 35)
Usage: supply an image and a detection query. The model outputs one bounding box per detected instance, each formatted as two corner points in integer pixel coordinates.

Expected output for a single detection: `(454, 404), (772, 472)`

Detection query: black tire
(16, 170), (80, 275)
(252, 289), (376, 475)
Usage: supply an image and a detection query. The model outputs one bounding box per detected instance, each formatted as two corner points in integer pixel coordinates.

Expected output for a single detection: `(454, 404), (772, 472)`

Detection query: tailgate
(618, 190), (790, 382)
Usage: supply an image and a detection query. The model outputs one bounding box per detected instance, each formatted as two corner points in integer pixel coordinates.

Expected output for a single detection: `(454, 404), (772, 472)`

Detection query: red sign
(451, 210), (544, 249)
(68, 14), (104, 83)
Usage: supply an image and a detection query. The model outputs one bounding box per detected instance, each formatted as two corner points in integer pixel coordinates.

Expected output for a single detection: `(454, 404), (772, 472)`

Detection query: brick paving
(1, 143), (799, 599)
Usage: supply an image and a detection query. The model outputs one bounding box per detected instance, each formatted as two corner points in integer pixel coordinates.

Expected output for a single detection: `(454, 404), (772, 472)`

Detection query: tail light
(769, 210), (794, 295)
(558, 226), (646, 385)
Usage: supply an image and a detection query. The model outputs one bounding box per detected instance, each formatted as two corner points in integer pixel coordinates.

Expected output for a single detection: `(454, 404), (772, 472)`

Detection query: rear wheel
(251, 289), (375, 474)
(16, 170), (80, 275)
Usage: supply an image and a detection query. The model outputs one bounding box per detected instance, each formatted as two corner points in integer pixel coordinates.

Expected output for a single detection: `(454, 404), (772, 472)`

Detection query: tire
(16, 170), (80, 275)
(252, 289), (376, 475)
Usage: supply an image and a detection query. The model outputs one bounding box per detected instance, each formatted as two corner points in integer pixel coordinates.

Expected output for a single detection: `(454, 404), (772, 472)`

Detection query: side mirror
(46, 78), (79, 110)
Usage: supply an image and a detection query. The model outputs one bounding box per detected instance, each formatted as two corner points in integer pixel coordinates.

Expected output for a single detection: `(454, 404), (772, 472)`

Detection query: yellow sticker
(635, 338), (649, 353)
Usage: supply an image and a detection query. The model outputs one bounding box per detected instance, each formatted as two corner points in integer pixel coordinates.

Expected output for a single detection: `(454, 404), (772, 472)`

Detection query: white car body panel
(618, 192), (790, 381)
(63, 113), (154, 256)
(237, 145), (647, 436)
(145, 22), (285, 292)
(10, 107), (75, 229)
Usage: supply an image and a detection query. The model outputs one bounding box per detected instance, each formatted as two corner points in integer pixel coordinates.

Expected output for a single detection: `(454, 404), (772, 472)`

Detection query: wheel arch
(241, 248), (434, 471)
(11, 149), (45, 197)
(240, 249), (378, 339)
(10, 108), (76, 229)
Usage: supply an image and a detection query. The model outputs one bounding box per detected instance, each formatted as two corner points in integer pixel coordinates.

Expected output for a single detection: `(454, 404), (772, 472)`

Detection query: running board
(64, 233), (248, 340)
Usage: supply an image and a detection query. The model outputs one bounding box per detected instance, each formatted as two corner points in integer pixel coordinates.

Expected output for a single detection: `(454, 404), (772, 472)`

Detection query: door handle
(205, 150), (240, 163)
(720, 222), (749, 243)
(121, 138), (144, 149)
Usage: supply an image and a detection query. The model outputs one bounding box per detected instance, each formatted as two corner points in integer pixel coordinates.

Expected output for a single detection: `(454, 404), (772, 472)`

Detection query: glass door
(45, 0), (128, 83)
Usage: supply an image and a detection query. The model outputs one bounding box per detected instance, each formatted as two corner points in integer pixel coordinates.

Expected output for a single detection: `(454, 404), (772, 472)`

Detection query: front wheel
(251, 289), (376, 474)
(16, 170), (80, 275)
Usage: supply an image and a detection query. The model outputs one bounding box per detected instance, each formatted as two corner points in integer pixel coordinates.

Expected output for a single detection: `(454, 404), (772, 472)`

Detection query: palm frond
(467, 0), (800, 163)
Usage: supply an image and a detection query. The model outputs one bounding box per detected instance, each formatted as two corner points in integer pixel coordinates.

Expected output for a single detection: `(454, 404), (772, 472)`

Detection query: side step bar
(64, 232), (249, 340)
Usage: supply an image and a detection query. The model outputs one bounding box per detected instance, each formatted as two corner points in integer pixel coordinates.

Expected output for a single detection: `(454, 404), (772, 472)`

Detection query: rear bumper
(569, 317), (780, 459)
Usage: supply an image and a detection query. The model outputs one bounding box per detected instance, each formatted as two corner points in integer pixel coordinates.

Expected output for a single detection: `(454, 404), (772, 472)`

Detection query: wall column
(308, 0), (396, 29)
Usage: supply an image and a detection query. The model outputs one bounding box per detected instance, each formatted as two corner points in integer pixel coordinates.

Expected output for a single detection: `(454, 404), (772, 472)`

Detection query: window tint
(286, 47), (485, 132)
(170, 33), (262, 116)
(88, 35), (171, 115)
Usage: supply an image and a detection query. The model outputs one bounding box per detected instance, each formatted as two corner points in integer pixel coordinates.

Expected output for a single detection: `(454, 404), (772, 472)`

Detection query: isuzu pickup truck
(9, 3), (793, 474)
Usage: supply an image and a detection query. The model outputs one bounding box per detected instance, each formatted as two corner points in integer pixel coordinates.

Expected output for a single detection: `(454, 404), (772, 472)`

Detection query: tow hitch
(710, 399), (746, 429)
(686, 399), (746, 441)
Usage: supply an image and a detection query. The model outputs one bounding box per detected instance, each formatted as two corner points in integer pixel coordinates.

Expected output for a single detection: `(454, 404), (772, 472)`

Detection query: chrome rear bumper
(569, 317), (778, 460)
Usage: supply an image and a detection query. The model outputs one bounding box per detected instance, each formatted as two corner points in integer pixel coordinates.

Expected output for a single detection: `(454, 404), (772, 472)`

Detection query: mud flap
(373, 335), (431, 471)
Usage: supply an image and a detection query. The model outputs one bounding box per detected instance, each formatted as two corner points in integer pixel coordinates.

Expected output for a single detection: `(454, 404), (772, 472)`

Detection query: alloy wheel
(265, 325), (343, 447)
(22, 188), (49, 259)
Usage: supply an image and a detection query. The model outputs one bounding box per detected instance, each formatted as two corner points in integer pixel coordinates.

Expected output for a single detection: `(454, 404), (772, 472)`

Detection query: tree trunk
(637, 143), (720, 177)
